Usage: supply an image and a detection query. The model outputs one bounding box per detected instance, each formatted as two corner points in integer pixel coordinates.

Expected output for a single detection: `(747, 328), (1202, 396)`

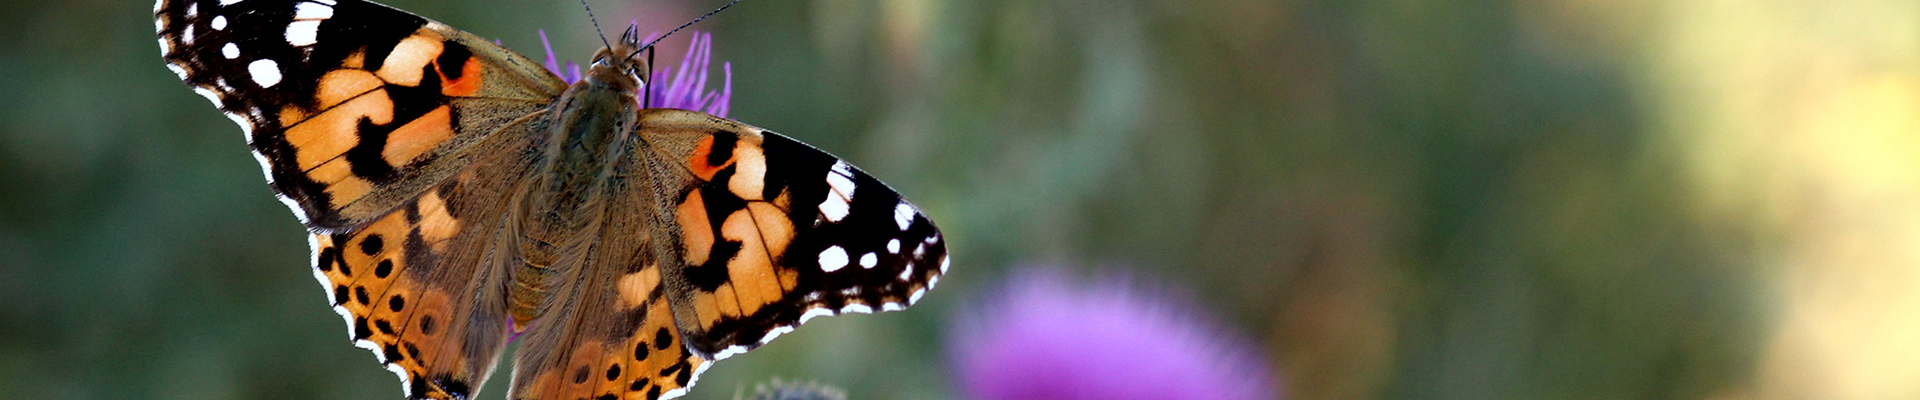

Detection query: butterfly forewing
(156, 0), (564, 232)
(634, 110), (950, 360)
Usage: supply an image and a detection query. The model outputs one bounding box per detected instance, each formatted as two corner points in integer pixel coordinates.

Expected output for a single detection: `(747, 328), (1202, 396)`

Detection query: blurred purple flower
(950, 268), (1279, 400)
(537, 30), (733, 117)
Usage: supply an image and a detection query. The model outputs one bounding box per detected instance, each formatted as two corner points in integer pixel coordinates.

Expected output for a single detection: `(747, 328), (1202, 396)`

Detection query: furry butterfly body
(154, 1), (949, 399)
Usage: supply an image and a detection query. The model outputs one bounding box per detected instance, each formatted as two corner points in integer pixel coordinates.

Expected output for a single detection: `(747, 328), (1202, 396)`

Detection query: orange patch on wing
(437, 56), (485, 97)
(676, 190), (714, 266)
(714, 284), (743, 317)
(289, 89), (392, 170)
(317, 69), (384, 109)
(693, 291), (722, 329)
(279, 106), (309, 127)
(309, 158), (354, 184)
(722, 209), (783, 315)
(339, 213), (407, 278)
(272, 69), (377, 127)
(685, 136), (735, 181)
(591, 352), (629, 397)
(328, 176), (374, 205)
(778, 265), (798, 292)
(375, 32), (445, 86)
(746, 202), (794, 258)
(556, 341), (609, 399)
(390, 288), (453, 383)
(382, 105), (453, 166)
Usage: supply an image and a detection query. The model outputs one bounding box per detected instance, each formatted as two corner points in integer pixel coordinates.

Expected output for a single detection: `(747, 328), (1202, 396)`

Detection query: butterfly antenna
(644, 46), (657, 108)
(580, 0), (612, 50)
(628, 0), (744, 58)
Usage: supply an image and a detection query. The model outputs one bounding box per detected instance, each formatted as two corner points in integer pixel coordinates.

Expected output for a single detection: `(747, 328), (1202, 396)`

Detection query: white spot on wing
(713, 345), (748, 361)
(908, 288), (927, 305)
(819, 161), (856, 222)
(186, 3), (198, 17)
(219, 0), (241, 5)
(881, 303), (904, 312)
(888, 239), (900, 254)
(294, 1), (334, 19)
(247, 59), (281, 87)
(898, 263), (914, 281)
(221, 42), (238, 59)
(189, 86), (221, 107)
(385, 364), (412, 396)
(798, 308), (835, 324)
(285, 20), (321, 46)
(859, 252), (877, 269)
(818, 246), (848, 272)
(818, 194), (849, 222)
(840, 304), (873, 314)
(757, 325), (795, 345)
(940, 255), (951, 273)
(830, 159), (854, 176)
(210, 15), (226, 30)
(894, 202), (915, 230)
(355, 338), (382, 361)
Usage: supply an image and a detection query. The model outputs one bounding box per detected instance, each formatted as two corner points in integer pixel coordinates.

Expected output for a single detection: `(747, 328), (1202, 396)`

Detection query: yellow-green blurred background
(4, 0), (1920, 399)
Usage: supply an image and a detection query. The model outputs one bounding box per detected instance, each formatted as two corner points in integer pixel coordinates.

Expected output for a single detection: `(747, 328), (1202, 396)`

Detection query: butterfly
(153, 1), (950, 399)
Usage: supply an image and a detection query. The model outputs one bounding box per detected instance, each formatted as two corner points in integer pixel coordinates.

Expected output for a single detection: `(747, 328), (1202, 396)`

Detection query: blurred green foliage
(6, 0), (1918, 399)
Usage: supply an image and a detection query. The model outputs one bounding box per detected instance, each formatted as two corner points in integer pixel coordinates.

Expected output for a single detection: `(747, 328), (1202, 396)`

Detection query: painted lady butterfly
(153, 1), (950, 399)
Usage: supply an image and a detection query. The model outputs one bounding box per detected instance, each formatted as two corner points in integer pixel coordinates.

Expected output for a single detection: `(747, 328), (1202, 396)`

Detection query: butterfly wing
(310, 144), (537, 399)
(157, 0), (566, 398)
(155, 0), (566, 232)
(501, 109), (950, 400)
(639, 110), (950, 360)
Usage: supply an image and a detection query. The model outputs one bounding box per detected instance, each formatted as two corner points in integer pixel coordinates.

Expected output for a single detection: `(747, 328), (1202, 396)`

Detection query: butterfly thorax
(509, 49), (649, 327)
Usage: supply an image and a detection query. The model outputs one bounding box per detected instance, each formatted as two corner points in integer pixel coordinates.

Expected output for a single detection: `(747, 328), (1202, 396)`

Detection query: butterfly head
(583, 24), (650, 91)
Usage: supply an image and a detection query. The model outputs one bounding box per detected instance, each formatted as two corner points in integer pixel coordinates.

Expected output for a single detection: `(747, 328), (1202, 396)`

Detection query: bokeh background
(4, 0), (1920, 399)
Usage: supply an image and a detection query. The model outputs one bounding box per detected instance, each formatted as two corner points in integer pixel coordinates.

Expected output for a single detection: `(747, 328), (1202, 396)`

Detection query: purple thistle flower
(537, 30), (733, 118)
(949, 268), (1280, 400)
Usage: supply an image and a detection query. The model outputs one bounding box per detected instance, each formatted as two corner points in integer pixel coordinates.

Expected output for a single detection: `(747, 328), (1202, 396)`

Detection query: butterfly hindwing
(156, 0), (565, 232)
(310, 139), (538, 400)
(635, 109), (950, 360)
